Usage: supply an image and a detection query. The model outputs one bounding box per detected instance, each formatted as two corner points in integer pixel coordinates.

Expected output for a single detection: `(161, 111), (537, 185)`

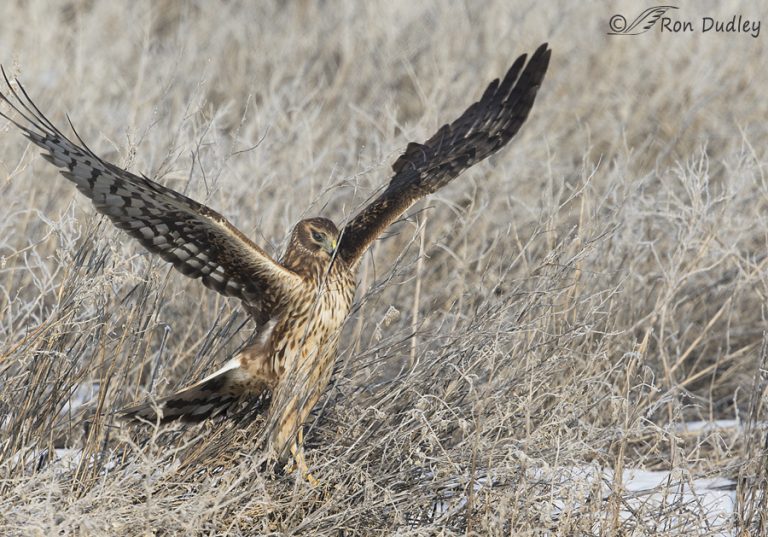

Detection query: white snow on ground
(60, 382), (100, 415)
(428, 473), (495, 519)
(676, 419), (768, 434)
(537, 465), (736, 534)
(422, 465), (736, 534)
(48, 448), (86, 473)
(0, 382), (100, 432)
(8, 448), (119, 476)
(421, 421), (748, 534)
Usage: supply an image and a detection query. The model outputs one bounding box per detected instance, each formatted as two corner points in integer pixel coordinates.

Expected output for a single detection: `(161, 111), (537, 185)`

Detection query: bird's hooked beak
(324, 237), (337, 255)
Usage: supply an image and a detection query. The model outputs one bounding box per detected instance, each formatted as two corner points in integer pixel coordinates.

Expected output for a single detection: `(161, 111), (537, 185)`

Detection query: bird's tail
(120, 357), (254, 423)
(121, 321), (277, 423)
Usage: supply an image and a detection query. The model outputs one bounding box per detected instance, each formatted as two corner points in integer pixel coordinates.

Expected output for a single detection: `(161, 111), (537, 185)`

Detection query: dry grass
(1, 1), (767, 535)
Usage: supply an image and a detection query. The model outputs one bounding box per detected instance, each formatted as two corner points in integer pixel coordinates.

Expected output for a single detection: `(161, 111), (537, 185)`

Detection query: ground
(0, 1), (766, 535)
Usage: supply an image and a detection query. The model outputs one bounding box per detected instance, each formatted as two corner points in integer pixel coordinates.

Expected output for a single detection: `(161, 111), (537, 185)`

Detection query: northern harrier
(0, 43), (551, 482)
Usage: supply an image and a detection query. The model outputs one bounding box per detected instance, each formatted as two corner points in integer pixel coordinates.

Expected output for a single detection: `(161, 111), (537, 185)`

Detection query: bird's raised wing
(338, 43), (551, 267)
(0, 69), (301, 323)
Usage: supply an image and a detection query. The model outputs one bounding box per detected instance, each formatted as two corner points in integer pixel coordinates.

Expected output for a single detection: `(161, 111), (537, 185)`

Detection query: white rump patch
(195, 357), (243, 386)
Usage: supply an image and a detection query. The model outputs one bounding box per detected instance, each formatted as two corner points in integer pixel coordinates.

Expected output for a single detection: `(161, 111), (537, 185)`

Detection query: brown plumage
(0, 43), (551, 482)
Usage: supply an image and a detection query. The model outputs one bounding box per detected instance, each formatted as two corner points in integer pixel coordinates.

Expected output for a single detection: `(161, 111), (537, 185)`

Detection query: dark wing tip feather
(479, 78), (501, 105)
(1, 68), (61, 137)
(65, 113), (101, 161)
(0, 67), (39, 135)
(498, 53), (527, 96)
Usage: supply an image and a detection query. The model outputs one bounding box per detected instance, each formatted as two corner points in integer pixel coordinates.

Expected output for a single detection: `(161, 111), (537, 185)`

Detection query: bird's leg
(286, 428), (319, 486)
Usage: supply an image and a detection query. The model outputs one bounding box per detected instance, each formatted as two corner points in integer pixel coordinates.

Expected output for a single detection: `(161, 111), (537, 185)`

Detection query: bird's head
(292, 217), (339, 259)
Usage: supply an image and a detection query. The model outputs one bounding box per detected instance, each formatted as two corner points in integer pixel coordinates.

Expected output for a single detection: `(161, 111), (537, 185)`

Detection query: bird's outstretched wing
(338, 43), (551, 267)
(0, 69), (301, 323)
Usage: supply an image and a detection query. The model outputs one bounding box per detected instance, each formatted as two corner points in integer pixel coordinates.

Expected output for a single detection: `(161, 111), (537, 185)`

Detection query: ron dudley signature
(608, 7), (761, 38)
(662, 14), (761, 38)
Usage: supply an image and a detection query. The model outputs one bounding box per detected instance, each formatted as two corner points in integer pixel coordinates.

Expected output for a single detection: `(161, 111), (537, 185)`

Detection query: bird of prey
(0, 43), (551, 483)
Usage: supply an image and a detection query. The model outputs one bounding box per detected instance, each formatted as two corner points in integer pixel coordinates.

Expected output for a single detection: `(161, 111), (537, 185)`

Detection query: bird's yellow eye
(311, 231), (323, 242)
